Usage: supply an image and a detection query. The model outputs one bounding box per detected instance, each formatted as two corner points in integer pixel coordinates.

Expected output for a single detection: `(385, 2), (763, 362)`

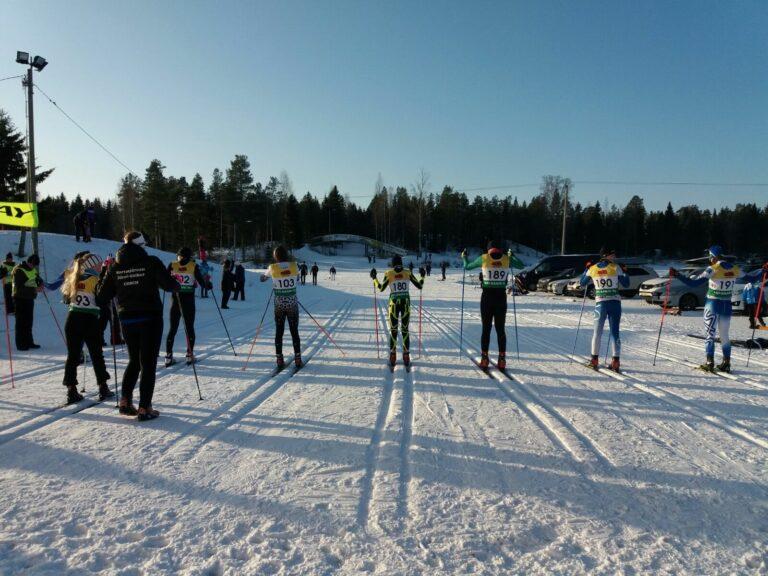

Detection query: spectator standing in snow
(311, 263), (319, 285)
(440, 261), (447, 281)
(329, 265), (337, 281)
(220, 259), (235, 308)
(300, 262), (308, 285)
(73, 212), (85, 242)
(233, 261), (245, 301)
(199, 259), (211, 298)
(85, 202), (96, 239)
(743, 280), (767, 329)
(0, 252), (16, 314)
(12, 254), (42, 350)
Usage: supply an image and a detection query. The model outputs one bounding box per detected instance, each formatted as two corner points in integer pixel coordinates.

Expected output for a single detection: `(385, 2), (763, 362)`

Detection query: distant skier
(60, 251), (113, 404)
(440, 261), (447, 281)
(426, 262), (432, 277)
(199, 258), (211, 298)
(311, 263), (319, 286)
(84, 202), (96, 240)
(300, 262), (308, 285)
(12, 254), (43, 351)
(0, 252), (16, 314)
(260, 245), (302, 370)
(743, 279), (767, 329)
(73, 211), (85, 242)
(671, 246), (767, 372)
(329, 265), (337, 281)
(462, 242), (524, 370)
(165, 247), (211, 367)
(220, 260), (234, 308)
(371, 255), (424, 367)
(579, 248), (629, 372)
(233, 261), (245, 301)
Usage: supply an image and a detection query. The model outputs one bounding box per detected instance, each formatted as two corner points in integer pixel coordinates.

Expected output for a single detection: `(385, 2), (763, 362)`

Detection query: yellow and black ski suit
(374, 267), (424, 353)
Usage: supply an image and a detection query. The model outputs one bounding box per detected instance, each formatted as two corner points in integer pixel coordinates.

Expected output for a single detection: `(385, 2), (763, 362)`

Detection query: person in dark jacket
(220, 259), (234, 308)
(165, 247), (211, 366)
(300, 262), (308, 285)
(310, 263), (319, 286)
(12, 254), (42, 350)
(84, 202), (96, 239)
(232, 261), (245, 301)
(73, 212), (84, 242)
(0, 252), (16, 314)
(96, 231), (179, 421)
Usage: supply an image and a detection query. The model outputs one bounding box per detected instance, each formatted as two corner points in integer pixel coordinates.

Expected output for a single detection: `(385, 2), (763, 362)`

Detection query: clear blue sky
(2, 0), (766, 211)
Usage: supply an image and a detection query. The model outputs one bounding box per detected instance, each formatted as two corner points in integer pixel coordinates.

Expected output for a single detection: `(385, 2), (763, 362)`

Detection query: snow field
(0, 232), (766, 574)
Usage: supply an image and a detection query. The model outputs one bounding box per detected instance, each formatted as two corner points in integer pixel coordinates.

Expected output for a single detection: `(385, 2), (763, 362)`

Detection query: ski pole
(459, 262), (466, 357)
(241, 289), (273, 371)
(41, 287), (66, 346)
(570, 287), (589, 362)
(652, 275), (673, 366)
(510, 277), (520, 361)
(1, 279), (14, 388)
(297, 300), (346, 356)
(418, 288), (423, 359)
(209, 288), (237, 356)
(81, 350), (88, 393)
(110, 300), (120, 406)
(373, 283), (380, 359)
(747, 269), (767, 368)
(176, 292), (203, 400)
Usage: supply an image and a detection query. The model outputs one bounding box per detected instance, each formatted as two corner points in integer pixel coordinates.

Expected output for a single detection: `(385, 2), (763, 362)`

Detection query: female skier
(671, 245), (767, 372)
(260, 245), (302, 370)
(461, 242), (524, 370)
(579, 248), (629, 372)
(371, 255), (424, 367)
(60, 251), (114, 404)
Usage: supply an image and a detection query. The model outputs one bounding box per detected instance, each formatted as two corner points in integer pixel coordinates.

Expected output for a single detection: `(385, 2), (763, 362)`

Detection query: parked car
(644, 267), (707, 310)
(537, 268), (576, 292)
(549, 273), (582, 295)
(518, 254), (600, 292)
(568, 264), (659, 299)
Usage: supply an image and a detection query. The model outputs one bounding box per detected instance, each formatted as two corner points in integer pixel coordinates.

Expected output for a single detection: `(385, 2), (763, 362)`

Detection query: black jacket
(221, 266), (235, 291)
(234, 264), (245, 283)
(96, 243), (179, 319)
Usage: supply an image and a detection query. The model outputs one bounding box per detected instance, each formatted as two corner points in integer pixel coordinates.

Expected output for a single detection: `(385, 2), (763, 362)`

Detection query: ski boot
(403, 351), (411, 367)
(587, 355), (599, 370)
(699, 356), (715, 373)
(137, 406), (159, 422)
(98, 382), (114, 401)
(716, 358), (731, 373)
(185, 352), (195, 366)
(609, 357), (621, 373)
(66, 385), (84, 405)
(294, 353), (303, 369)
(497, 352), (506, 372)
(164, 353), (175, 368)
(389, 351), (397, 367)
(276, 354), (285, 370)
(479, 351), (490, 371)
(118, 397), (138, 416)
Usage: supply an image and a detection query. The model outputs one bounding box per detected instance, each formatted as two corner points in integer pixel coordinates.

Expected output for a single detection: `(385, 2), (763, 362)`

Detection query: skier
(165, 247), (211, 367)
(199, 258), (211, 298)
(426, 262), (432, 277)
(329, 265), (337, 281)
(743, 279), (767, 329)
(440, 261), (447, 281)
(0, 252), (16, 314)
(220, 259), (234, 308)
(371, 255), (424, 367)
(311, 262), (319, 286)
(300, 262), (308, 285)
(260, 245), (302, 369)
(461, 242), (524, 370)
(97, 231), (179, 420)
(579, 248), (629, 371)
(233, 261), (245, 301)
(12, 254), (43, 351)
(671, 246), (767, 372)
(60, 251), (113, 404)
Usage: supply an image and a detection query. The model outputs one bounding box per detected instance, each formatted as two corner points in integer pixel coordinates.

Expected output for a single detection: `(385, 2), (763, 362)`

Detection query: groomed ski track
(1, 234), (767, 574)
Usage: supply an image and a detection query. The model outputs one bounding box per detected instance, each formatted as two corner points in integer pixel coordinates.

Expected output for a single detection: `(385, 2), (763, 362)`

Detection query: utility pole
(18, 68), (37, 257)
(560, 183), (568, 255)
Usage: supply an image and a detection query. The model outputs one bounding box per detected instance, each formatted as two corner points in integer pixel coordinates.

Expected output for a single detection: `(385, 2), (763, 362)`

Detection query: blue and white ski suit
(677, 262), (764, 359)
(580, 261), (629, 357)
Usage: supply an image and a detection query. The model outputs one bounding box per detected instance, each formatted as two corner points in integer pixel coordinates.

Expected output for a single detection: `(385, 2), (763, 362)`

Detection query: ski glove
(585, 261), (592, 269)
(369, 268), (377, 279)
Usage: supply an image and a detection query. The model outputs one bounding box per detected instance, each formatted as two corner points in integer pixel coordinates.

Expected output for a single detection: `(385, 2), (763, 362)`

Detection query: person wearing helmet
(12, 254), (43, 351)
(371, 254), (425, 367)
(260, 245), (302, 370)
(96, 231), (180, 421)
(165, 246), (211, 367)
(579, 248), (629, 372)
(461, 242), (524, 370)
(671, 245), (768, 372)
(60, 251), (114, 404)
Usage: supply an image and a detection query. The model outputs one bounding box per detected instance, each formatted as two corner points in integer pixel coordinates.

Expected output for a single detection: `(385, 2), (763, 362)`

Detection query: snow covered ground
(0, 232), (767, 575)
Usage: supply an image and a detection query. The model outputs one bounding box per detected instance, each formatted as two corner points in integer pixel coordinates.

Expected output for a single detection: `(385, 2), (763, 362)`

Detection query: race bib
(72, 289), (99, 312)
(589, 264), (621, 302)
(270, 262), (298, 296)
(707, 278), (736, 300)
(174, 272), (195, 291)
(390, 279), (409, 295)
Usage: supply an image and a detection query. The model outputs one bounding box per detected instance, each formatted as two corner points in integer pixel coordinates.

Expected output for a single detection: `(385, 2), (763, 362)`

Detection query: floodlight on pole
(31, 56), (47, 71)
(16, 51), (30, 65)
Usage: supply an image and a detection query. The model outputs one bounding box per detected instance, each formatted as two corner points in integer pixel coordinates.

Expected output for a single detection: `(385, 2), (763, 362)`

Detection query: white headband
(130, 233), (146, 246)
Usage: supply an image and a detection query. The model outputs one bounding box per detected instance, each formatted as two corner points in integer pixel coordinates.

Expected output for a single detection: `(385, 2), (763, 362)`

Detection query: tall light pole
(15, 51), (47, 258)
(560, 182), (569, 255)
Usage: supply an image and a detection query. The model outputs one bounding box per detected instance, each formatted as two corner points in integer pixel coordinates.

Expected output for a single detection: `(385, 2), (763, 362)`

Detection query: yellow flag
(0, 202), (38, 228)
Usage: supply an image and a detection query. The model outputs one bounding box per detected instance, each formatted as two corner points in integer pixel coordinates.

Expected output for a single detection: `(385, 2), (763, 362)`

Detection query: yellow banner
(0, 202), (38, 228)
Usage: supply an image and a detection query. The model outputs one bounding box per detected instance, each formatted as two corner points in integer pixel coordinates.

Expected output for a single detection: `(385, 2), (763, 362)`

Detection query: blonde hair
(62, 257), (87, 302)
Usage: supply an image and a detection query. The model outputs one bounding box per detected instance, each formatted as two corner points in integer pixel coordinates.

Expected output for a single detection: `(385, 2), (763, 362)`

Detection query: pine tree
(0, 109), (53, 201)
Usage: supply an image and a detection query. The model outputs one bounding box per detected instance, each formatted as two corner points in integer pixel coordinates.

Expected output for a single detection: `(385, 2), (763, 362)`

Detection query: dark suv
(518, 254), (601, 292)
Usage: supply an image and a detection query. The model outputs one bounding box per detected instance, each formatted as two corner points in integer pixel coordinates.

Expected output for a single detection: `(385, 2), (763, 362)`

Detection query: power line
(33, 82), (138, 177)
(0, 74), (24, 83)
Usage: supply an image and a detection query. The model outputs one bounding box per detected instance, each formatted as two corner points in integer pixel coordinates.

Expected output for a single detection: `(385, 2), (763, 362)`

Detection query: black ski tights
(166, 293), (196, 356)
(275, 296), (300, 356)
(63, 312), (109, 386)
(122, 315), (163, 409)
(480, 289), (507, 354)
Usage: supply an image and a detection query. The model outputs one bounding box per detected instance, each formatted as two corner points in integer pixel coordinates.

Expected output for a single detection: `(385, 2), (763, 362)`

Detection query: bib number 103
(276, 278), (296, 289)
